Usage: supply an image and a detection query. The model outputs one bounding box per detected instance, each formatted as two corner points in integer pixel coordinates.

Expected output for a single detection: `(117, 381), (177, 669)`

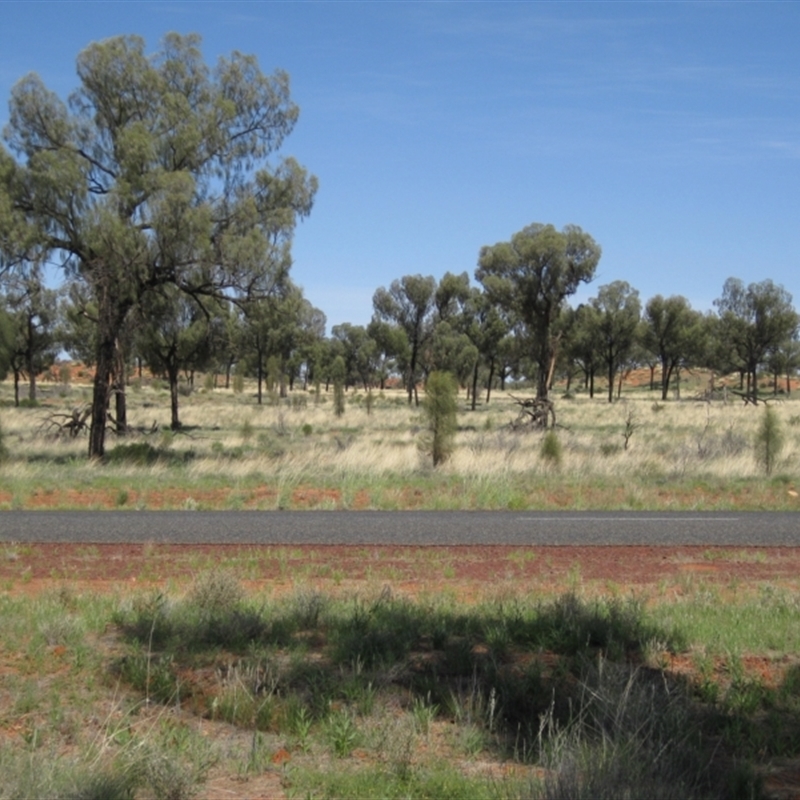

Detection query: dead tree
(38, 404), (158, 441)
(508, 394), (556, 430)
(38, 406), (92, 439)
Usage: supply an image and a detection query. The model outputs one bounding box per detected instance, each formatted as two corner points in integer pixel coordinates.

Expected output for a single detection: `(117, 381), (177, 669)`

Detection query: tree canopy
(476, 223), (601, 401)
(714, 278), (798, 402)
(0, 32), (316, 456)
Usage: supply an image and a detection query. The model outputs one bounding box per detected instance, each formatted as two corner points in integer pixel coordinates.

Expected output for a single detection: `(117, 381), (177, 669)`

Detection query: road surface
(1, 511), (798, 546)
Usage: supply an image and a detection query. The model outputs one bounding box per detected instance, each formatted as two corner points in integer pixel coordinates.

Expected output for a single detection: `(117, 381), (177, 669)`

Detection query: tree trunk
(25, 316), (37, 402)
(534, 323), (553, 401)
(485, 359), (494, 404)
(471, 361), (479, 411)
(661, 360), (674, 401)
(13, 369), (20, 407)
(536, 364), (549, 401)
(27, 369), (36, 402)
(88, 275), (133, 459)
(257, 360), (263, 405)
(113, 339), (127, 433)
(89, 329), (116, 459)
(607, 359), (614, 403)
(168, 364), (181, 430)
(589, 368), (595, 399)
(115, 385), (127, 433)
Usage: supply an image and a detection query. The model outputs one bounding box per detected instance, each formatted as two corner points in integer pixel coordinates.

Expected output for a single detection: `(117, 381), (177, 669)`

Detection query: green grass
(651, 586), (800, 653)
(3, 573), (793, 797)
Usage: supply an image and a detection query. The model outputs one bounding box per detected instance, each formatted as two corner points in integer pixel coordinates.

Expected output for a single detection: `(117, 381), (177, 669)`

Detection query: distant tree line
(1, 36), (798, 460)
(2, 225), (797, 419)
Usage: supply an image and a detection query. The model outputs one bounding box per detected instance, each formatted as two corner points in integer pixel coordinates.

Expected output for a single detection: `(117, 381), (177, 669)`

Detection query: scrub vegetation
(1, 371), (800, 510)
(1, 566), (798, 799)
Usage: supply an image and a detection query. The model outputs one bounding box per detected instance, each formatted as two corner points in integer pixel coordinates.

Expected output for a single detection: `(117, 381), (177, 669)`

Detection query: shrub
(266, 355), (281, 393)
(187, 569), (244, 616)
(331, 356), (347, 418)
(334, 382), (345, 417)
(540, 430), (562, 467)
(106, 442), (160, 465)
(755, 405), (783, 476)
(421, 371), (458, 467)
(233, 364), (246, 394)
(240, 418), (254, 441)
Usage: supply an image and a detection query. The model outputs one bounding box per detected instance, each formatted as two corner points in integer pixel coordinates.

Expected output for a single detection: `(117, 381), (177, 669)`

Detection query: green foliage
(421, 371), (458, 467)
(715, 278), (798, 404)
(372, 275), (436, 404)
(590, 280), (642, 403)
(477, 223), (601, 400)
(5, 573), (797, 799)
(2, 32), (316, 457)
(266, 355), (281, 393)
(754, 405), (784, 475)
(540, 430), (562, 467)
(325, 709), (362, 757)
(106, 442), (161, 465)
(600, 442), (620, 457)
(187, 569), (245, 617)
(333, 382), (345, 417)
(239, 418), (254, 441)
(331, 355), (347, 417)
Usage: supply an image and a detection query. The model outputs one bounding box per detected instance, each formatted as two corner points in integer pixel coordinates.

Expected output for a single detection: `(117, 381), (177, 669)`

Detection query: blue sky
(2, 1), (799, 329)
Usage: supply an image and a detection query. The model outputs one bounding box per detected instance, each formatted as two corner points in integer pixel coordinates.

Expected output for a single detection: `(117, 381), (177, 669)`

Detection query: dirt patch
(3, 543), (800, 597)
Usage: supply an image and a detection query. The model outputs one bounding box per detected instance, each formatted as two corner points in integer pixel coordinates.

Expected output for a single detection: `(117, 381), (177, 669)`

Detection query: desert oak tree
(0, 33), (316, 457)
(476, 223), (600, 401)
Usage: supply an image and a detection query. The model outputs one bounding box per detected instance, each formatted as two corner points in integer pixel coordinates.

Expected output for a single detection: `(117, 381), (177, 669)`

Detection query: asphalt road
(0, 511), (798, 546)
